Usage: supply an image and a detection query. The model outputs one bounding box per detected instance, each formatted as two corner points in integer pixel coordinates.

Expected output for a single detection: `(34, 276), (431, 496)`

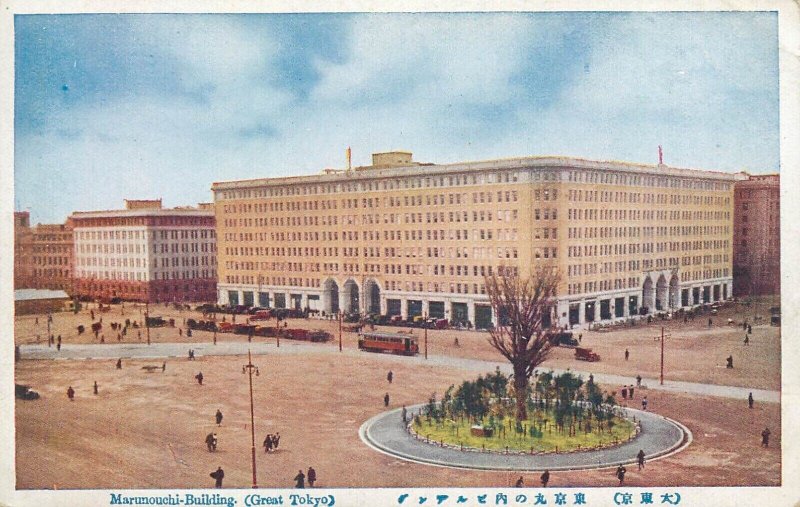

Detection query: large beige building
(212, 151), (738, 328)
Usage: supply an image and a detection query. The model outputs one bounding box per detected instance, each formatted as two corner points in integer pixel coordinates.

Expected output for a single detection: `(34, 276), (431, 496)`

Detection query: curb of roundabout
(359, 404), (692, 472)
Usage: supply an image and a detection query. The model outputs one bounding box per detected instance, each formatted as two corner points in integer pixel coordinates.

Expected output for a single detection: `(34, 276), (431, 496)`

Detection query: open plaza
(14, 299), (780, 489)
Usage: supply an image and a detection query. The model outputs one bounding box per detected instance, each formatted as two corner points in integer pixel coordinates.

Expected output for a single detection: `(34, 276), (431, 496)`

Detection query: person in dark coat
(384, 392), (390, 407)
(196, 372), (204, 385)
(616, 464), (626, 485)
(621, 387), (628, 400)
(215, 409), (223, 426)
(761, 427), (771, 448)
(273, 432), (280, 450)
(387, 371), (393, 384)
(57, 336), (62, 351)
(264, 434), (273, 453)
(205, 433), (217, 452)
(637, 449), (645, 470)
(748, 392), (754, 409)
(116, 358), (122, 369)
(624, 348), (629, 361)
(629, 385), (635, 399)
(514, 476), (524, 487)
(210, 467), (224, 488)
(636, 375), (642, 387)
(744, 334), (749, 346)
(93, 381), (99, 395)
(67, 386), (75, 400)
(162, 362), (166, 372)
(726, 355), (734, 369)
(540, 470), (550, 487)
(294, 470), (306, 488)
(307, 467), (317, 487)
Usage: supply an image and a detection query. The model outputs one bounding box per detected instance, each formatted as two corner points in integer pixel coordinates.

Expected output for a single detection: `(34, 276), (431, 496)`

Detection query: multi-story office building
(70, 199), (217, 303)
(733, 174), (780, 296)
(13, 211), (34, 289)
(213, 151), (738, 328)
(29, 220), (74, 293)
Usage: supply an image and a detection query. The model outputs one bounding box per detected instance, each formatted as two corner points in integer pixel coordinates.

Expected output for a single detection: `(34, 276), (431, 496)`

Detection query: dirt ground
(16, 300), (780, 390)
(15, 349), (780, 489)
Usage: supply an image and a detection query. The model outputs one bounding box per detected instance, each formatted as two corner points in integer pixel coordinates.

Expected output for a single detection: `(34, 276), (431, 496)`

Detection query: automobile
(15, 384), (40, 400)
(551, 331), (579, 348)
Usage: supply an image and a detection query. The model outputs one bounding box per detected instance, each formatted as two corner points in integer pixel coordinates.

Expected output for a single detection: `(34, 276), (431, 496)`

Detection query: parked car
(15, 384), (40, 400)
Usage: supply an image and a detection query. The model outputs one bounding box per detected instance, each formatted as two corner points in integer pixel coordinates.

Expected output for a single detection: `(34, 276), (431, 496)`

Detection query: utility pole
(145, 301), (151, 345)
(653, 326), (670, 385)
(242, 350), (259, 489)
(424, 313), (428, 360)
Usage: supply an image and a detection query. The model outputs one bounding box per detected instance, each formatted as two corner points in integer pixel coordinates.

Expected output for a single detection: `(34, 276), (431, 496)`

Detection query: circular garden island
(410, 369), (637, 454)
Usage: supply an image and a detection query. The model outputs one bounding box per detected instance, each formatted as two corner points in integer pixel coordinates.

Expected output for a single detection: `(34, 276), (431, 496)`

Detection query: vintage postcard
(1, 2), (798, 507)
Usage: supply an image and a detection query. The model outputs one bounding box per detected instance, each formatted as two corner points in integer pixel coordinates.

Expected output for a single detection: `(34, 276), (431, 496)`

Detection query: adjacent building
(733, 174), (780, 296)
(14, 212), (74, 293)
(212, 151), (739, 328)
(70, 199), (217, 303)
(13, 211), (34, 289)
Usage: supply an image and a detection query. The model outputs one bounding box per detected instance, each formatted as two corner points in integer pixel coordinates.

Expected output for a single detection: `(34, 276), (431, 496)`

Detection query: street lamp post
(424, 313), (428, 360)
(653, 326), (671, 385)
(242, 350), (260, 489)
(338, 311), (343, 352)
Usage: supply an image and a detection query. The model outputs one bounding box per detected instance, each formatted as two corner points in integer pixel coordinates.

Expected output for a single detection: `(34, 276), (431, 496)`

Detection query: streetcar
(358, 331), (419, 356)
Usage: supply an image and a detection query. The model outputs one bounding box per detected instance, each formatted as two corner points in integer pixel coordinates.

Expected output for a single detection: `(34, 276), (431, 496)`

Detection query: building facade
(213, 152), (738, 328)
(14, 212), (74, 293)
(13, 211), (34, 289)
(70, 200), (217, 303)
(733, 174), (780, 296)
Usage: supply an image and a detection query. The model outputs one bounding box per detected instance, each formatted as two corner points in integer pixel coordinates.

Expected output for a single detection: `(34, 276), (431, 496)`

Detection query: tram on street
(358, 331), (419, 356)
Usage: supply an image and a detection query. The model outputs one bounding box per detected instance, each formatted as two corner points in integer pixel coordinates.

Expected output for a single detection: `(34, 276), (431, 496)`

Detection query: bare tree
(485, 267), (560, 421)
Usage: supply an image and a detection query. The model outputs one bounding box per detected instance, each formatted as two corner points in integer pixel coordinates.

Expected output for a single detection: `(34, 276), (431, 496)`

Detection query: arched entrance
(669, 275), (680, 308)
(364, 279), (381, 315)
(343, 279), (360, 314)
(655, 275), (668, 311)
(642, 277), (654, 314)
(323, 279), (339, 314)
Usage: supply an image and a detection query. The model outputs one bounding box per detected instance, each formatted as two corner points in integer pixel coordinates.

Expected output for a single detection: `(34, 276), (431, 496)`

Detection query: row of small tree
(424, 369), (619, 437)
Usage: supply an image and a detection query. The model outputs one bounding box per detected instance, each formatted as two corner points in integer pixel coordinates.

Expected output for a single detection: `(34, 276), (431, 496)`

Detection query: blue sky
(14, 12), (779, 224)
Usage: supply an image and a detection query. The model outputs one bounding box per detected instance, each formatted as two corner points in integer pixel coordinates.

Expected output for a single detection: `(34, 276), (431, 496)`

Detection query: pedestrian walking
(273, 432), (280, 450)
(637, 449), (645, 470)
(67, 386), (75, 400)
(264, 434), (273, 453)
(748, 392), (754, 409)
(540, 470), (550, 487)
(636, 375), (642, 387)
(629, 385), (635, 399)
(205, 432), (218, 452)
(642, 396), (648, 411)
(57, 336), (62, 351)
(93, 381), (99, 395)
(210, 467), (224, 488)
(578, 333), (582, 343)
(726, 355), (734, 369)
(294, 470), (306, 488)
(621, 387), (628, 400)
(387, 371), (393, 384)
(708, 318), (713, 328)
(215, 409), (223, 426)
(514, 476), (524, 487)
(196, 372), (204, 385)
(116, 358), (122, 369)
(402, 405), (408, 423)
(748, 324), (752, 334)
(162, 362), (166, 372)
(384, 392), (390, 407)
(616, 464), (626, 485)
(179, 328), (183, 337)
(744, 335), (749, 346)
(761, 427), (771, 448)
(307, 467), (317, 488)
(624, 348), (629, 361)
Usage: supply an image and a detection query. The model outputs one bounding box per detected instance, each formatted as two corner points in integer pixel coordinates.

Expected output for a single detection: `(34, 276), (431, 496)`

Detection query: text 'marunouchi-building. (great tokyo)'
(212, 151), (739, 329)
(70, 199), (217, 303)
